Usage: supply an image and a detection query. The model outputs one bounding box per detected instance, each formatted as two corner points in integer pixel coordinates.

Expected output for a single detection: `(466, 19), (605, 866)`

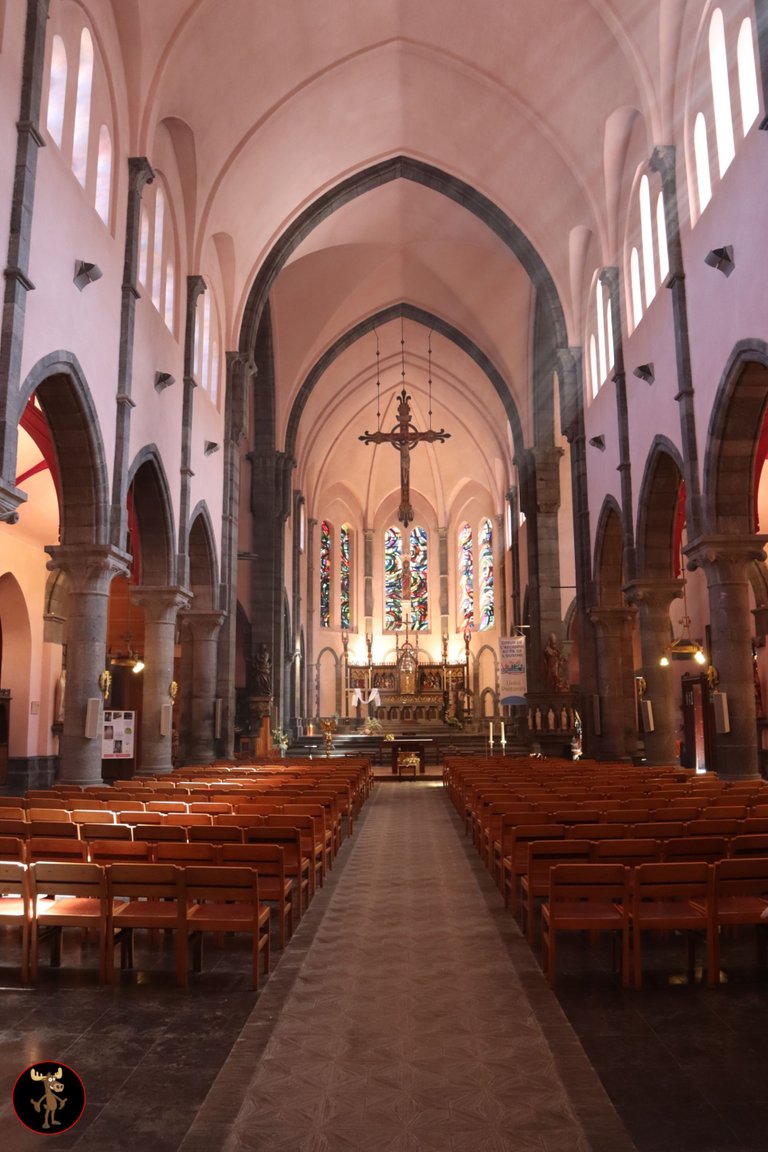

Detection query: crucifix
(359, 387), (451, 527)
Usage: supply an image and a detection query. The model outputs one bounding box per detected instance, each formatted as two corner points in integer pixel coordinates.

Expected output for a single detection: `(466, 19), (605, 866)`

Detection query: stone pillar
(131, 587), (189, 774)
(438, 527), (449, 636)
(45, 544), (130, 783)
(624, 580), (683, 764)
(183, 610), (225, 763)
(520, 445), (564, 688)
(589, 606), (637, 761)
(494, 513), (507, 635)
(687, 535), (768, 778)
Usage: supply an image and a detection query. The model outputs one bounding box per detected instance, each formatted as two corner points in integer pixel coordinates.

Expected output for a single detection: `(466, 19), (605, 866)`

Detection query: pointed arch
(188, 503), (219, 610)
(128, 447), (177, 587)
(593, 497), (625, 608)
(635, 437), (685, 580)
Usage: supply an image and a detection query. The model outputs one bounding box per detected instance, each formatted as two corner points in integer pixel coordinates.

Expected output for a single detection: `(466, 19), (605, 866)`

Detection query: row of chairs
(0, 859), (271, 989)
(0, 836), (297, 947)
(539, 857), (768, 990)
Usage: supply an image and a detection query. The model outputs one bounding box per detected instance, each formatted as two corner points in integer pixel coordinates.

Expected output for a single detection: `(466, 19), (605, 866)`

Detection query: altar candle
(489, 721), (494, 747)
(501, 722), (506, 744)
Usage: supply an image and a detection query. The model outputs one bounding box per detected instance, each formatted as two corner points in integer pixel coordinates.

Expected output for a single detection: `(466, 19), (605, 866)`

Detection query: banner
(102, 710), (136, 760)
(499, 635), (528, 706)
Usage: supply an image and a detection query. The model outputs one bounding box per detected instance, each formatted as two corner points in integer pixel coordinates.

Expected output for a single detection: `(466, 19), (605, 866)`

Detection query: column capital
(685, 535), (768, 581)
(45, 544), (131, 593)
(623, 579), (683, 612)
(130, 585), (191, 620)
(589, 605), (637, 633)
(181, 609), (226, 641)
(0, 479), (27, 523)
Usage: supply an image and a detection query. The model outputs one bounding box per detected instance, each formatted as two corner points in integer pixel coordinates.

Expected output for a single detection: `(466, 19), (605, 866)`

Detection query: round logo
(12, 1061), (86, 1135)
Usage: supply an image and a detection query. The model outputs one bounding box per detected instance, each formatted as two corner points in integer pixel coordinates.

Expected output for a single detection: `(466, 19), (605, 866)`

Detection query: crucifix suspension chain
(358, 388), (451, 527)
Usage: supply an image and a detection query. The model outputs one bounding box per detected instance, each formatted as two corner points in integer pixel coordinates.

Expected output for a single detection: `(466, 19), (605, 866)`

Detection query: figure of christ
(359, 388), (450, 528)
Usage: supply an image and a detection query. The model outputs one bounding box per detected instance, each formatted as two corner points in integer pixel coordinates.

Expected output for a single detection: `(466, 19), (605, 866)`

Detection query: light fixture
(660, 543), (706, 666)
(204, 440), (220, 455)
(704, 245), (735, 277)
(132, 658), (145, 675)
(73, 260), (103, 290)
(109, 632), (144, 673)
(154, 371), (175, 393)
(588, 435), (606, 451)
(633, 363), (655, 384)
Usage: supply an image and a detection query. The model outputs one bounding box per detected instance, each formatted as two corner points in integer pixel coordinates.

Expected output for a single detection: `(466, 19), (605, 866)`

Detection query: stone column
(687, 535), (768, 778)
(589, 606), (637, 761)
(494, 513), (507, 635)
(45, 544), (130, 783)
(624, 580), (683, 764)
(131, 587), (189, 775)
(183, 610), (225, 763)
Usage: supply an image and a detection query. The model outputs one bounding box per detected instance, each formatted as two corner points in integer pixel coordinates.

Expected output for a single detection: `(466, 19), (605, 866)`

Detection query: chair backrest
(131, 824), (187, 843)
(566, 823), (628, 840)
(713, 856), (768, 897)
(164, 812), (213, 826)
(592, 838), (662, 867)
(728, 834), (768, 859)
(662, 836), (728, 864)
(153, 842), (218, 865)
(0, 835), (25, 861)
(89, 839), (152, 864)
(70, 809), (116, 824)
(107, 800), (147, 813)
(27, 806), (70, 822)
(215, 813), (265, 827)
(219, 842), (285, 874)
(188, 802), (232, 815)
(648, 806), (702, 822)
(0, 818), (28, 839)
(631, 821), (686, 840)
(30, 860), (105, 899)
(234, 802), (284, 815)
(26, 837), (88, 862)
(0, 806), (27, 821)
(145, 800), (188, 813)
(549, 862), (629, 903)
(741, 817), (768, 834)
(633, 860), (712, 902)
(704, 805), (748, 820)
(188, 824), (243, 844)
(0, 860), (28, 900)
(244, 825), (303, 861)
(106, 861), (183, 900)
(78, 822), (132, 842)
(685, 818), (742, 837)
(118, 811), (164, 825)
(184, 864), (259, 904)
(550, 809), (602, 824)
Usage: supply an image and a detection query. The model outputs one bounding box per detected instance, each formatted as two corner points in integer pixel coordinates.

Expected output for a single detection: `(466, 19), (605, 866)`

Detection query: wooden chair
(29, 861), (108, 982)
(219, 843), (293, 947)
(0, 861), (31, 981)
(105, 863), (188, 986)
(185, 865), (270, 990)
(501, 824), (565, 913)
(630, 861), (713, 989)
(282, 804), (334, 871)
(701, 856), (768, 986)
(244, 826), (311, 917)
(520, 839), (591, 944)
(265, 815), (324, 893)
(541, 863), (630, 989)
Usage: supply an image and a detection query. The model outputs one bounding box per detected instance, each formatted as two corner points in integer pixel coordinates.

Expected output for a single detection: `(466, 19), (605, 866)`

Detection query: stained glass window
(340, 525), (351, 629)
(410, 527), (428, 631)
(384, 526), (403, 630)
(320, 520), (331, 627)
(478, 518), (494, 631)
(458, 523), (474, 630)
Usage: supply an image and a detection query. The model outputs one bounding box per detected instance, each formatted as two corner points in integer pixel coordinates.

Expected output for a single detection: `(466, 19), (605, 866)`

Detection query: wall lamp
(73, 260), (103, 290)
(704, 245), (735, 277)
(633, 363), (655, 384)
(154, 371), (175, 393)
(204, 441), (220, 456)
(588, 435), (606, 451)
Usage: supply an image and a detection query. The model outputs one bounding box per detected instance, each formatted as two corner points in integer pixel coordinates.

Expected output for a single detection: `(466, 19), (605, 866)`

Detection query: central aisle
(182, 783), (636, 1152)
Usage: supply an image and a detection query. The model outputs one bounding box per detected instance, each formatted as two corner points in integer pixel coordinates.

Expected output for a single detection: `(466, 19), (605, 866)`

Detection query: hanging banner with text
(499, 636), (528, 706)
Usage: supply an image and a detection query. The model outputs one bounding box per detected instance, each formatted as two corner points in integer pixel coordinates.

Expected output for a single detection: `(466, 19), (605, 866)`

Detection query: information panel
(102, 710), (136, 760)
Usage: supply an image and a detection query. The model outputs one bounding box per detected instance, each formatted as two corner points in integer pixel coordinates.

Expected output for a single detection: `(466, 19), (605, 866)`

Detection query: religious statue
(253, 643), (272, 697)
(543, 632), (566, 691)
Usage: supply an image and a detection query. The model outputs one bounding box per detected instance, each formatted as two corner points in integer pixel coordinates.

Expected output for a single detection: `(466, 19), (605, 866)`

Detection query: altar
(345, 652), (468, 724)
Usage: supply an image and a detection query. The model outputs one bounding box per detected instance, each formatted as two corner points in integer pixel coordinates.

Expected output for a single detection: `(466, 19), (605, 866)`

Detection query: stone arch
(635, 436), (685, 580)
(20, 352), (110, 546)
(128, 447), (177, 586)
(593, 497), (625, 608)
(316, 645), (339, 717)
(703, 340), (768, 536)
(286, 303), (525, 462)
(240, 157), (567, 443)
(43, 569), (69, 644)
(0, 573), (32, 754)
(188, 504), (219, 611)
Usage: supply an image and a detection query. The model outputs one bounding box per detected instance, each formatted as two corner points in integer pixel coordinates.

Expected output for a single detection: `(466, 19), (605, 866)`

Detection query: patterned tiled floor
(180, 783), (636, 1152)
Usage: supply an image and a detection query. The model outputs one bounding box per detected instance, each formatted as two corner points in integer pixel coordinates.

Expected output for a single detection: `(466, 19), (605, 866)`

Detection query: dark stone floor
(1, 780), (767, 1151)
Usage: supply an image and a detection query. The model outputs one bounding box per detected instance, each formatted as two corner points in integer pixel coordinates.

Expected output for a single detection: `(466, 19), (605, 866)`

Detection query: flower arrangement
(363, 717), (383, 734)
(271, 727), (289, 752)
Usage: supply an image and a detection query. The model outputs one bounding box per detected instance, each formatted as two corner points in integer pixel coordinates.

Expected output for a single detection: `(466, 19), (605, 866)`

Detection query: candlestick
(500, 721), (506, 744)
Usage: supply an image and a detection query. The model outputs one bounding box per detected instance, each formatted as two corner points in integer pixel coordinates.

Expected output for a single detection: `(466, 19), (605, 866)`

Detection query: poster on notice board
(103, 710), (136, 759)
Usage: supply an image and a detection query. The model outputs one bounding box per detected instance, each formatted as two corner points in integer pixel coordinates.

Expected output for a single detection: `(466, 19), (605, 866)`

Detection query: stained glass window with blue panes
(458, 523), (474, 630)
(410, 527), (428, 630)
(384, 526), (402, 630)
(320, 520), (331, 627)
(340, 525), (351, 629)
(478, 517), (494, 631)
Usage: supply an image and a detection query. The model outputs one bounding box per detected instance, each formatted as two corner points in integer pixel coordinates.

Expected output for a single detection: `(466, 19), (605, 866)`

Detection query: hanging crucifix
(359, 387), (451, 527)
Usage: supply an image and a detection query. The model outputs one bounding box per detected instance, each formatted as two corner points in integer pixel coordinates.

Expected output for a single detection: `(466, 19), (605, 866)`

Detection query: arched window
(138, 207), (150, 286)
(630, 248), (643, 328)
(694, 113), (712, 215)
(639, 175), (656, 306)
(164, 258), (175, 331)
(589, 335), (599, 401)
(71, 28), (93, 187)
(46, 35), (67, 148)
(737, 17), (760, 135)
(94, 124), (112, 226)
(605, 299), (615, 373)
(152, 186), (165, 310)
(477, 518), (494, 631)
(340, 525), (351, 629)
(595, 279), (607, 384)
(409, 526), (428, 630)
(458, 523), (474, 630)
(384, 526), (403, 631)
(709, 8), (735, 177)
(320, 520), (332, 628)
(656, 191), (669, 283)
